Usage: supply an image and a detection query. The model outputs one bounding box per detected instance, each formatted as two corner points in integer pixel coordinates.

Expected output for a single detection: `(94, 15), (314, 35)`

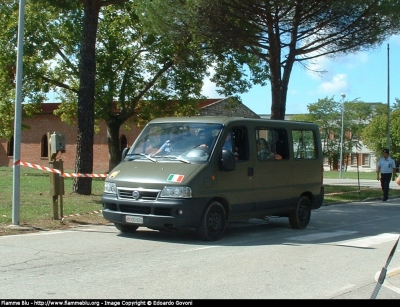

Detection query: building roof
(39, 98), (254, 116)
(40, 103), (60, 114)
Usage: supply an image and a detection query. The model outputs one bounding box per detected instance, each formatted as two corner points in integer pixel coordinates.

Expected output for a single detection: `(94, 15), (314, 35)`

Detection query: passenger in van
(151, 133), (181, 156)
(151, 139), (174, 156)
(198, 129), (215, 150)
(223, 132), (233, 151)
(256, 138), (272, 160)
(173, 131), (192, 151)
(224, 132), (239, 160)
(152, 131), (194, 156)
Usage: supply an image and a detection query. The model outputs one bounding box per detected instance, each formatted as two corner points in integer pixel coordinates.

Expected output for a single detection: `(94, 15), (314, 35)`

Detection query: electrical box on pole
(49, 132), (66, 160)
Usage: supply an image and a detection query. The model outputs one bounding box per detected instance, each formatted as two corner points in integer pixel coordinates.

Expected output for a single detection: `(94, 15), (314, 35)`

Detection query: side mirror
(219, 149), (236, 171)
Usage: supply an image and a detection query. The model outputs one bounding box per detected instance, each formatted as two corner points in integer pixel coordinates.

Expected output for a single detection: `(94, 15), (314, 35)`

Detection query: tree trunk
(107, 118), (123, 173)
(267, 7), (297, 121)
(73, 1), (101, 195)
(270, 77), (286, 120)
(269, 49), (295, 120)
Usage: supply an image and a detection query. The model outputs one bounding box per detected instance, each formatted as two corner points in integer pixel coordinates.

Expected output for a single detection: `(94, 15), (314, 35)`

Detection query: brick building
(0, 98), (259, 173)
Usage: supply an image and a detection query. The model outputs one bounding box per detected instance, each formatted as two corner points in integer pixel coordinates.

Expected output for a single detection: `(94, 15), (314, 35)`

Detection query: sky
(201, 35), (400, 115)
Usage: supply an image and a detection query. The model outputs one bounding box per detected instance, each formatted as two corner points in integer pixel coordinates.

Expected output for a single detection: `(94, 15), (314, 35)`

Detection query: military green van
(102, 116), (324, 241)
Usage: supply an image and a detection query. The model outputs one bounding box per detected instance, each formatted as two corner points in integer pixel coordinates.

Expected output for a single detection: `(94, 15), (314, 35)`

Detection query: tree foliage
(0, 0), (49, 139)
(134, 0), (269, 101)
(292, 97), (376, 170)
(363, 98), (400, 162)
(144, 0), (400, 119)
(0, 0), (232, 194)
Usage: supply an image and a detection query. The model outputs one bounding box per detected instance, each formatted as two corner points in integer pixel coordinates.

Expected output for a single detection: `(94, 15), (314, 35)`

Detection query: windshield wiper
(126, 153), (157, 163)
(164, 155), (191, 164)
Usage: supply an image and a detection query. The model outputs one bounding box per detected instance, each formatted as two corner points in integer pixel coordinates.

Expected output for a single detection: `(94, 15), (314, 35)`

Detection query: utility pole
(339, 93), (346, 179)
(387, 44), (390, 150)
(12, 0), (26, 225)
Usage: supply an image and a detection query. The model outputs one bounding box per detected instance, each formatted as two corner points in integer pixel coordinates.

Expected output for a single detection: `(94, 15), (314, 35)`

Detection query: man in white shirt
(376, 148), (396, 201)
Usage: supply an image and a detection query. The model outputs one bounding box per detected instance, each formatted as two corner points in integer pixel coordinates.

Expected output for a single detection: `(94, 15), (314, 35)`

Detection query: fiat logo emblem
(132, 190), (140, 200)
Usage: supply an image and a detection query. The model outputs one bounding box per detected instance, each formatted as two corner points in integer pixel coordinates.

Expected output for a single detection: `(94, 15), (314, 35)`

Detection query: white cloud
(302, 49), (371, 100)
(201, 66), (224, 98)
(201, 77), (223, 98)
(318, 73), (349, 95)
(306, 51), (369, 82)
(306, 57), (332, 80)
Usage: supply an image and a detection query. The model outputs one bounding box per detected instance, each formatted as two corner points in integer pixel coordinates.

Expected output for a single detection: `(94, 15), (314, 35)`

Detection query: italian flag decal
(167, 174), (184, 183)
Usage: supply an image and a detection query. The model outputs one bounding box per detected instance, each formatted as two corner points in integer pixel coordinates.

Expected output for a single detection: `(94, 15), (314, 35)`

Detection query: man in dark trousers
(376, 148), (396, 201)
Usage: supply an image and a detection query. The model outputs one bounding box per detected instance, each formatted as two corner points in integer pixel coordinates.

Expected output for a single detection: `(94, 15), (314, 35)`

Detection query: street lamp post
(339, 93), (346, 178)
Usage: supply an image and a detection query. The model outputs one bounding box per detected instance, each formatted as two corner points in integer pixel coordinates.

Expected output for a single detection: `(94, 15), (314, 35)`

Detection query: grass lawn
(324, 170), (377, 180)
(0, 167), (106, 236)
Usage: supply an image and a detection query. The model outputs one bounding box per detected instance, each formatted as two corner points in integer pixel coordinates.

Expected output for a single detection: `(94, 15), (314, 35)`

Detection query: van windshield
(127, 122), (223, 162)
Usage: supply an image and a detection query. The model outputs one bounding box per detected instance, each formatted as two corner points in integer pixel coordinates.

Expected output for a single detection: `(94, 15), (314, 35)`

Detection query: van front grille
(118, 188), (160, 201)
(102, 188), (174, 217)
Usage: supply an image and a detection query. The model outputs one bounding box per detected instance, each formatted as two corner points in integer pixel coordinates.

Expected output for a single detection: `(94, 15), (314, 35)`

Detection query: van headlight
(104, 182), (117, 194)
(160, 186), (192, 198)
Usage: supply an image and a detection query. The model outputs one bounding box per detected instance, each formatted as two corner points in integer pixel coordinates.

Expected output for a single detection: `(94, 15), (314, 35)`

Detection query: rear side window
(255, 128), (289, 160)
(292, 130), (317, 159)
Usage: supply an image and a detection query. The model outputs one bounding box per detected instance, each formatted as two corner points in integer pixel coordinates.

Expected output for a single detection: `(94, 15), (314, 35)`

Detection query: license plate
(125, 215), (143, 224)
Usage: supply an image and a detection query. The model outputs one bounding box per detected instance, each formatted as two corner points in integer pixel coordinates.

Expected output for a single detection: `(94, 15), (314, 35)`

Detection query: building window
(362, 154), (370, 166)
(41, 134), (48, 158)
(7, 136), (14, 156)
(350, 153), (370, 167)
(351, 153), (358, 166)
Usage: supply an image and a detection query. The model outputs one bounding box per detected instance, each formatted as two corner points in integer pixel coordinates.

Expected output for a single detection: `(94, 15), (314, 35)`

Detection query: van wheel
(114, 223), (139, 233)
(289, 196), (311, 229)
(196, 201), (226, 241)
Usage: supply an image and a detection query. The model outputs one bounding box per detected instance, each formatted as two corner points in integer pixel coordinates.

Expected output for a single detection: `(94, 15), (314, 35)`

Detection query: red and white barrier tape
(62, 172), (107, 178)
(12, 160), (105, 221)
(14, 160), (108, 178)
(15, 160), (62, 174)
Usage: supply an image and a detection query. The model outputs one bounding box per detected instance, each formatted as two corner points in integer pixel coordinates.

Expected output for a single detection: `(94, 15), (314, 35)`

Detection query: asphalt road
(1, 197), (400, 300)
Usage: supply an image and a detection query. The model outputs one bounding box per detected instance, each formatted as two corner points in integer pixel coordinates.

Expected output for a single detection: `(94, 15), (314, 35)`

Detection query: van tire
(289, 196), (311, 229)
(114, 223), (139, 233)
(196, 201), (226, 241)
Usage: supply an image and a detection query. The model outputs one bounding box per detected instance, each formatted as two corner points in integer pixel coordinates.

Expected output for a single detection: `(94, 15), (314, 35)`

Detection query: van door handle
(248, 167), (254, 176)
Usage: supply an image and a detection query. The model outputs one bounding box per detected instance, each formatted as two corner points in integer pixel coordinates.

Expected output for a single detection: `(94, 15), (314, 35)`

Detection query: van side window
(228, 127), (249, 161)
(255, 128), (289, 160)
(255, 128), (274, 161)
(271, 129), (289, 160)
(292, 130), (316, 159)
